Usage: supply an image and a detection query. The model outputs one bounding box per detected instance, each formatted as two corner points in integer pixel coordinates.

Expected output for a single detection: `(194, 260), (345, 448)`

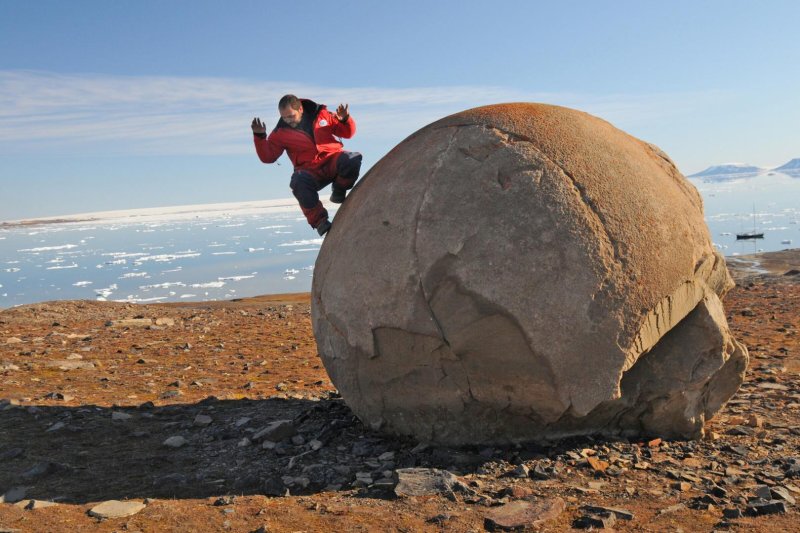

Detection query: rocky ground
(1, 252), (799, 532)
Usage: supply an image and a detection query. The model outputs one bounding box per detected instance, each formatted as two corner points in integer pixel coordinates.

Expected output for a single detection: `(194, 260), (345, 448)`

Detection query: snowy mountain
(774, 158), (800, 172)
(688, 163), (764, 178)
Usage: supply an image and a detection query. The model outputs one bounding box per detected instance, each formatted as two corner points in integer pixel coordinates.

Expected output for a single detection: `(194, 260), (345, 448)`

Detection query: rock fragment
(88, 500), (146, 518)
(484, 497), (565, 531)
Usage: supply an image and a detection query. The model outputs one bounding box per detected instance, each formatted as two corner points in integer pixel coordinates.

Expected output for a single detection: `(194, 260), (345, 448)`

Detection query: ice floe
(120, 272), (149, 279)
(46, 263), (79, 270)
(73, 281), (93, 287)
(212, 251), (237, 255)
(218, 275), (256, 281)
(18, 244), (79, 252)
(191, 281), (225, 288)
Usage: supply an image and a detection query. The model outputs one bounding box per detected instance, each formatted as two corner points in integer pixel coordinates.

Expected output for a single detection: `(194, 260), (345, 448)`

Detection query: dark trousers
(290, 151), (362, 228)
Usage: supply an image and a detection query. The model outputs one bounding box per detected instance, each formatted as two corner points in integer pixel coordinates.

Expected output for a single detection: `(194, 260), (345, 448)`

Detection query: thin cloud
(0, 70), (726, 156)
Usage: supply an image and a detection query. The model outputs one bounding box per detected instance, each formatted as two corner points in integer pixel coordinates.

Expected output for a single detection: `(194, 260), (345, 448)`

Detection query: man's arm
(252, 117), (285, 163)
(332, 104), (356, 139)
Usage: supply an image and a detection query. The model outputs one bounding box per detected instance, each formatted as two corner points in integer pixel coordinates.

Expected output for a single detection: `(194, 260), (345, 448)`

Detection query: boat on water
(736, 204), (764, 240)
(736, 232), (764, 240)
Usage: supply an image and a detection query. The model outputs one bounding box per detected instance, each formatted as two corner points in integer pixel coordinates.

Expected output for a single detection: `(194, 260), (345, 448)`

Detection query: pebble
(45, 421), (66, 432)
(112, 411), (132, 421)
(155, 317), (175, 326)
(15, 499), (58, 510)
(5, 337), (23, 344)
(252, 420), (296, 442)
(484, 497), (565, 531)
(0, 487), (27, 504)
(88, 500), (146, 518)
(163, 436), (187, 448)
(395, 468), (461, 497)
(194, 414), (213, 426)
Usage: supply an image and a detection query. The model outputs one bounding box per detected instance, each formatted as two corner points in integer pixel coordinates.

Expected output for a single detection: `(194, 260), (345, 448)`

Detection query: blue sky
(1, 1), (798, 220)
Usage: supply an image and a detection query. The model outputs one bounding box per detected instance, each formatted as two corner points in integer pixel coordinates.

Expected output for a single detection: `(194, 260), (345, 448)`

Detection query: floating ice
(782, 239), (793, 244)
(257, 225), (291, 230)
(283, 275), (296, 280)
(18, 244), (79, 252)
(73, 281), (93, 287)
(162, 267), (182, 273)
(139, 282), (187, 290)
(191, 281), (225, 288)
(212, 251), (237, 255)
(180, 294), (197, 299)
(279, 238), (324, 247)
(218, 275), (255, 282)
(4, 268), (21, 273)
(104, 259), (127, 265)
(95, 284), (118, 299)
(285, 268), (300, 275)
(120, 272), (149, 279)
(135, 252), (201, 263)
(247, 247), (265, 252)
(46, 263), (78, 270)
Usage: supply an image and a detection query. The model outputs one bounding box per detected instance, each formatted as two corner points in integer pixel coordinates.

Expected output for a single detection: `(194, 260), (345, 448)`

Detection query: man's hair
(278, 94), (302, 110)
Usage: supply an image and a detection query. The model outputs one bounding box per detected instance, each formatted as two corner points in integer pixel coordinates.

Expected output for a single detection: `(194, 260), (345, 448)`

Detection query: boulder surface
(312, 103), (748, 445)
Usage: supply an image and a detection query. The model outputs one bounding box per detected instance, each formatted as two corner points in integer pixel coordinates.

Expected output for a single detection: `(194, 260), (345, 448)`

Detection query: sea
(1, 171), (798, 309)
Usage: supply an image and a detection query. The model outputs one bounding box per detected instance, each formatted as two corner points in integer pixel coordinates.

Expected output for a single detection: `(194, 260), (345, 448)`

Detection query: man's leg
(330, 151), (363, 203)
(290, 171), (329, 233)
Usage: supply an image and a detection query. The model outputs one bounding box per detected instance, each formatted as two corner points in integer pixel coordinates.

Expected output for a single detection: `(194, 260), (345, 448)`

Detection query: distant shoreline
(0, 198), (326, 229)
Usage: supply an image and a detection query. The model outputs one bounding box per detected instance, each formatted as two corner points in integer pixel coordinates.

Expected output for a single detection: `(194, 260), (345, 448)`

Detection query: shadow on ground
(2, 395), (550, 504)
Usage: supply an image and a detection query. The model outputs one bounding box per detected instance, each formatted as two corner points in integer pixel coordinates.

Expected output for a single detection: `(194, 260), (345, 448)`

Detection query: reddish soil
(1, 256), (799, 532)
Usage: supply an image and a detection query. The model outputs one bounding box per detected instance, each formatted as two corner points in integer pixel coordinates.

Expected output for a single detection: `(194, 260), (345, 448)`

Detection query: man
(251, 94), (362, 236)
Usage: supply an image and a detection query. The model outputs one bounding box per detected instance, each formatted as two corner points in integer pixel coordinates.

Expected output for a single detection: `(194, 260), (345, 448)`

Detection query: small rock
(574, 513), (616, 529)
(581, 505), (634, 520)
(0, 487), (27, 504)
(378, 451), (396, 461)
(16, 499), (58, 510)
(111, 318), (152, 328)
(155, 317), (175, 326)
(112, 411), (132, 421)
(746, 500), (787, 516)
(770, 486), (796, 505)
(193, 414), (213, 427)
(252, 420), (296, 442)
(214, 496), (235, 506)
(235, 417), (252, 427)
(510, 464), (529, 478)
(723, 507), (743, 519)
(46, 421), (66, 432)
(238, 438), (251, 448)
(395, 468), (461, 497)
(5, 337), (23, 344)
(163, 436), (187, 448)
(587, 456), (609, 473)
(309, 439), (324, 451)
(88, 500), (146, 518)
(66, 353), (83, 360)
(484, 497), (566, 531)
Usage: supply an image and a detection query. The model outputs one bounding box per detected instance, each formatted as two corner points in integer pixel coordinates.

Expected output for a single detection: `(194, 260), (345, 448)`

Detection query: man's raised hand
(336, 104), (349, 122)
(251, 117), (267, 135)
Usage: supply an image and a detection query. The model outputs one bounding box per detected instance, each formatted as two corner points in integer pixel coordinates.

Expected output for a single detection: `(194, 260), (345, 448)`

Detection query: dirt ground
(1, 252), (799, 533)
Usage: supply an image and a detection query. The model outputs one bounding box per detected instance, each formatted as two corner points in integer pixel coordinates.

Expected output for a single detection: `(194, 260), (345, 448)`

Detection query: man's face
(280, 105), (303, 127)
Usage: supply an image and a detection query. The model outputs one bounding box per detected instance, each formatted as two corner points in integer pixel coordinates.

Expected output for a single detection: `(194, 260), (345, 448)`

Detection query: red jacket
(254, 99), (356, 174)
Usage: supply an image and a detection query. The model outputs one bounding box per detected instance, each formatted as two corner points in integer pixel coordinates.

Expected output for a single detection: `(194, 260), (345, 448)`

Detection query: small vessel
(736, 204), (764, 240)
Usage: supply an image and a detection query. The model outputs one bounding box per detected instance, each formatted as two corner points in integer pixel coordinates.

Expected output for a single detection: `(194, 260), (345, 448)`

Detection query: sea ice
(212, 251), (237, 255)
(247, 247), (265, 252)
(120, 272), (149, 279)
(46, 263), (78, 270)
(73, 281), (93, 287)
(218, 275), (255, 282)
(279, 238), (324, 247)
(4, 268), (21, 273)
(191, 281), (225, 288)
(18, 244), (79, 252)
(139, 282), (186, 290)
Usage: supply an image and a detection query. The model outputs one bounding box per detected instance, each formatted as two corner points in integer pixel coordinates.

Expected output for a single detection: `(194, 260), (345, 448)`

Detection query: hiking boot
(329, 187), (347, 204)
(316, 219), (332, 236)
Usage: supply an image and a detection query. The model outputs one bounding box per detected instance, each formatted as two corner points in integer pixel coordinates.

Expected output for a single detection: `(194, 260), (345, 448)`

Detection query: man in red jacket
(251, 94), (362, 236)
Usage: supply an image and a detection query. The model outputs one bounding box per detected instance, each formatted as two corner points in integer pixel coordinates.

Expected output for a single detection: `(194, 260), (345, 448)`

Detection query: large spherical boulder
(312, 103), (748, 445)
